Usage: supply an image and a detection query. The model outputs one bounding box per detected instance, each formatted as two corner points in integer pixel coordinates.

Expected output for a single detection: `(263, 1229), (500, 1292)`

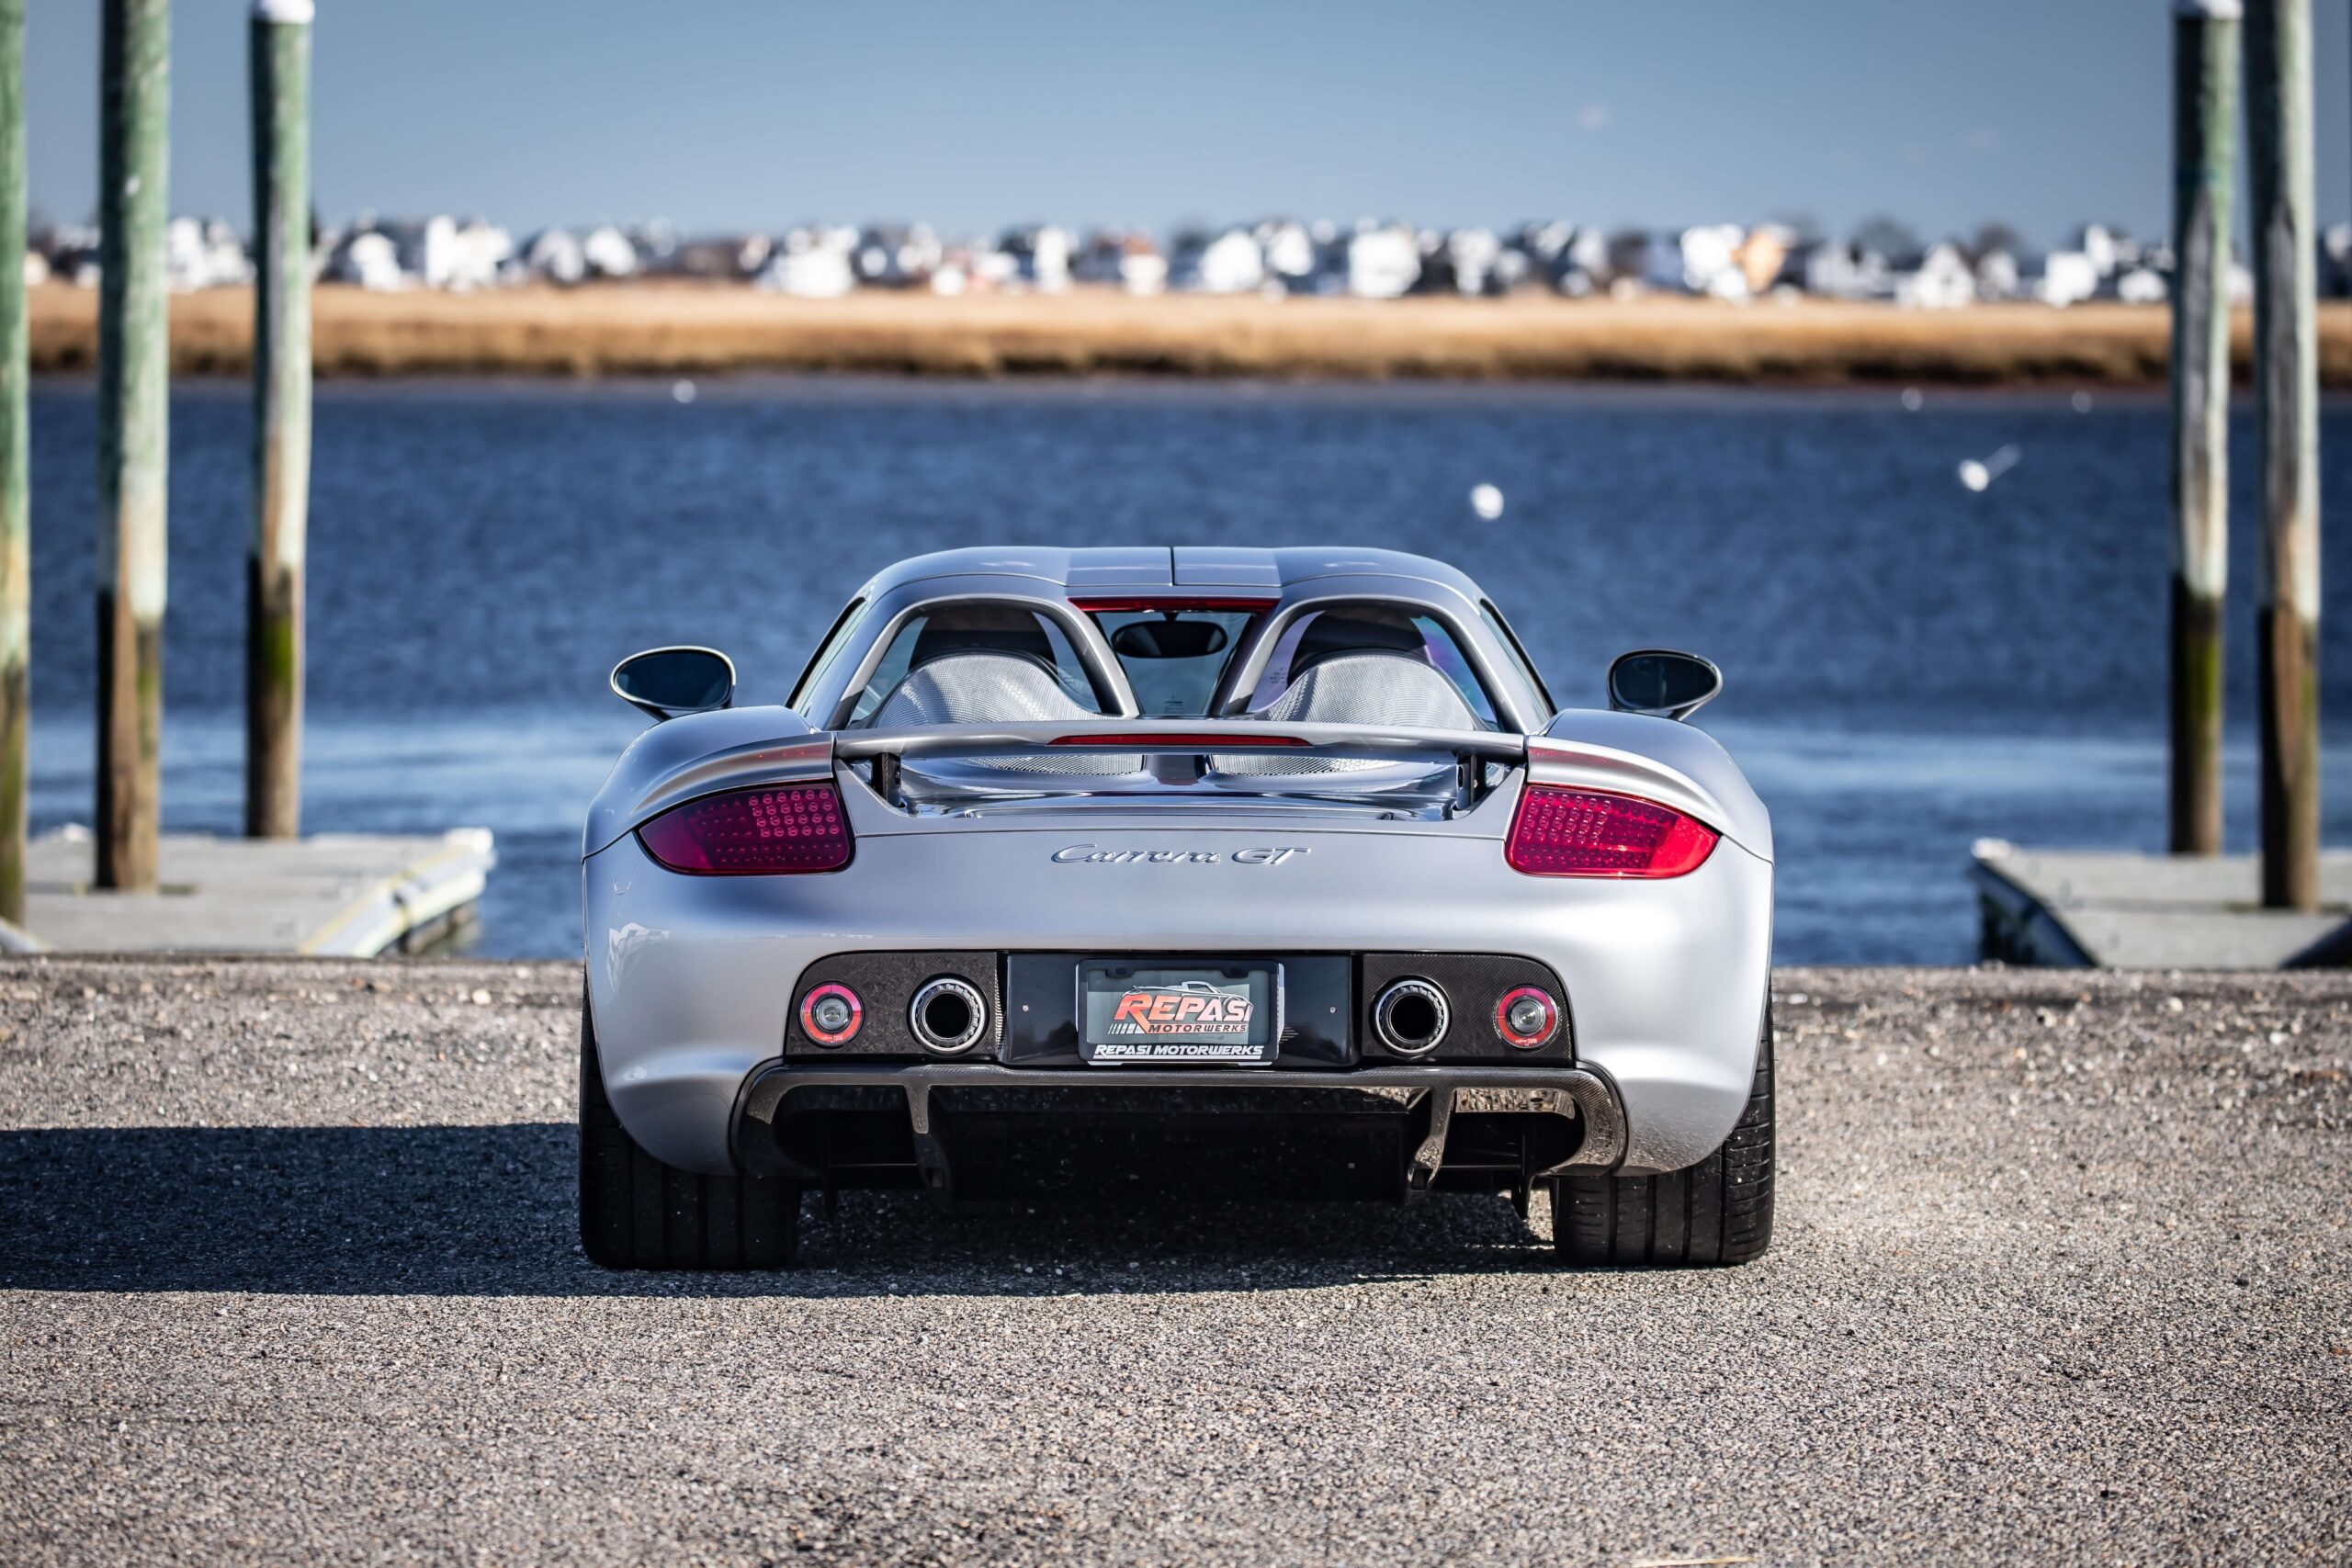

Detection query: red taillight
(637, 784), (854, 875)
(1048, 732), (1308, 750)
(1069, 597), (1278, 614)
(1505, 785), (1718, 878)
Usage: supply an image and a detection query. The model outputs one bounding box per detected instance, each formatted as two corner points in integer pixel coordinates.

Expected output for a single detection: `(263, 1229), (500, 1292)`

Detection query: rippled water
(24, 377), (2352, 962)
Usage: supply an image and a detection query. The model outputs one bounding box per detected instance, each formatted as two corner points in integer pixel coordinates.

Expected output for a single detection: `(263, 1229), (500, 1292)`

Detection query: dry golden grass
(29, 280), (2352, 385)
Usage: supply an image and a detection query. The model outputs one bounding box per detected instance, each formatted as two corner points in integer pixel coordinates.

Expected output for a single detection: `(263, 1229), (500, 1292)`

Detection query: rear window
(848, 605), (1104, 726)
(1247, 604), (1498, 725)
(1087, 607), (1259, 717)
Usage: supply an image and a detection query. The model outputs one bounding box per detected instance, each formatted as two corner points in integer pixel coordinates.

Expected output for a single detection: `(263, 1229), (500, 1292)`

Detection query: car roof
(865, 547), (1488, 602)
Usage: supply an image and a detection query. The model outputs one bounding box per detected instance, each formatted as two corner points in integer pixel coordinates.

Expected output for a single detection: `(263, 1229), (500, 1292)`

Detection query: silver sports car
(581, 547), (1774, 1269)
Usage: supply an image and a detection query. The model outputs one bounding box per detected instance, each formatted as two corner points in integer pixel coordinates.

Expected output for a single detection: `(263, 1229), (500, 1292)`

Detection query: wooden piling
(2246, 0), (2322, 910)
(0, 0), (25, 925)
(2169, 1), (2237, 857)
(246, 0), (311, 840)
(96, 0), (169, 891)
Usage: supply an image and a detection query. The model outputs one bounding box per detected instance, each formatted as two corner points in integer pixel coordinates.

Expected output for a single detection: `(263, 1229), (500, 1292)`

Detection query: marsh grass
(30, 281), (2352, 385)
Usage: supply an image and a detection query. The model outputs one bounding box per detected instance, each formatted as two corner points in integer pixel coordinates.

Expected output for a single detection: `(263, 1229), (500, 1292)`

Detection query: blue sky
(23, 0), (2352, 247)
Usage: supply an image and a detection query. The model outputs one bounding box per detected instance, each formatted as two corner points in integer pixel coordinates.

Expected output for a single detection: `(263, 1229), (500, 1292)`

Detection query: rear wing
(585, 710), (1760, 859)
(831, 718), (1527, 768)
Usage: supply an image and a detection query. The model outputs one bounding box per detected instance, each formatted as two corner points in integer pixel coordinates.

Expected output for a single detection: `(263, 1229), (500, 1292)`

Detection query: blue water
(23, 377), (2352, 963)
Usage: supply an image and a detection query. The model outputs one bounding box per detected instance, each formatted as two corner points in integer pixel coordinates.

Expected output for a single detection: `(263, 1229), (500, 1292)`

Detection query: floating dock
(16, 829), (495, 957)
(1973, 840), (2352, 969)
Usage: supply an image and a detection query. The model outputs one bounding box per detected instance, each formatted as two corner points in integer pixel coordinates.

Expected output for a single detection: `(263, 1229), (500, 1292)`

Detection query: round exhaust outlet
(909, 976), (988, 1055)
(1373, 978), (1449, 1056)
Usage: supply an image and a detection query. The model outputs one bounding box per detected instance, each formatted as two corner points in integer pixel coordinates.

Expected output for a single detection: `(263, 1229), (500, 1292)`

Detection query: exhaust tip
(909, 976), (988, 1055)
(1374, 978), (1449, 1056)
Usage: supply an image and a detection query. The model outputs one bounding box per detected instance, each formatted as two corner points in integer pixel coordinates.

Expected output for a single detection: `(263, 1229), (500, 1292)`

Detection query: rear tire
(579, 997), (798, 1270)
(1552, 1004), (1773, 1268)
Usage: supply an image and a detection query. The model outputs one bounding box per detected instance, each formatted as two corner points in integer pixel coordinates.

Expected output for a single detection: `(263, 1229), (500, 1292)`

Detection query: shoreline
(32, 281), (2352, 386)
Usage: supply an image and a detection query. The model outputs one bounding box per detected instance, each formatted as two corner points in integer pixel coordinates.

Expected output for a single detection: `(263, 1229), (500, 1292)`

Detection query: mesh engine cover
(1215, 652), (1483, 776)
(870, 652), (1140, 775)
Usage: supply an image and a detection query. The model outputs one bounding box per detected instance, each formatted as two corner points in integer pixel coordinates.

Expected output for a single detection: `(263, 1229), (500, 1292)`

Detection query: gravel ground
(0, 956), (2346, 1566)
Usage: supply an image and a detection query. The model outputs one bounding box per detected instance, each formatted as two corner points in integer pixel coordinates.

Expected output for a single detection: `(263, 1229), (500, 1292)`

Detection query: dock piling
(2169, 0), (2238, 857)
(96, 0), (170, 891)
(2246, 0), (2323, 910)
(0, 0), (24, 926)
(246, 0), (311, 840)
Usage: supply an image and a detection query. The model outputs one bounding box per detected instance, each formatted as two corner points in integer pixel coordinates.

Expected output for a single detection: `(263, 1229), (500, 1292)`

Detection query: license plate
(1078, 962), (1283, 1066)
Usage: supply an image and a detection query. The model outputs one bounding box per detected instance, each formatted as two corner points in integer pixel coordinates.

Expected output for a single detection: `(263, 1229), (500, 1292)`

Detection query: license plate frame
(1076, 961), (1284, 1066)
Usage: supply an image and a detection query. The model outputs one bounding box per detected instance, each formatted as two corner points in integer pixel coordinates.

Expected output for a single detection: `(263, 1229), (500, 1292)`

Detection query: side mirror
(610, 646), (736, 721)
(1607, 649), (1722, 722)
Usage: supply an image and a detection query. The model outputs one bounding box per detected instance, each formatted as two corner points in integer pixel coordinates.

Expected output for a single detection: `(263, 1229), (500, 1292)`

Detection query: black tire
(1552, 1004), (1773, 1268)
(579, 997), (798, 1270)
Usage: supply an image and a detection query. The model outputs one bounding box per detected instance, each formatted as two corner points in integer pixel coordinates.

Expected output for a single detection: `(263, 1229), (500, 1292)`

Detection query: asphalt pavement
(0, 957), (2345, 1565)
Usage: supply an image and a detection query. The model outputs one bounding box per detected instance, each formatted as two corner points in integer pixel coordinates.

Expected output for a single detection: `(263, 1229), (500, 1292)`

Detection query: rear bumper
(733, 1058), (1627, 1199)
(585, 800), (1770, 1179)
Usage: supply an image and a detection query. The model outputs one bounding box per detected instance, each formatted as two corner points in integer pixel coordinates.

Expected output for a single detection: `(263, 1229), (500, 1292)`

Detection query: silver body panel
(582, 547), (1774, 1183)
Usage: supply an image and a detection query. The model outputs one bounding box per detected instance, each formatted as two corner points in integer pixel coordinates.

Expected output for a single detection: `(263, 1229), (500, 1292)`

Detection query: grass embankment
(29, 281), (2352, 385)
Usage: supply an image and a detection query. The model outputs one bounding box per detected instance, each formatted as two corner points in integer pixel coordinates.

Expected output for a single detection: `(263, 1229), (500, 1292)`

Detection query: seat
(869, 652), (1138, 775)
(1215, 652), (1481, 776)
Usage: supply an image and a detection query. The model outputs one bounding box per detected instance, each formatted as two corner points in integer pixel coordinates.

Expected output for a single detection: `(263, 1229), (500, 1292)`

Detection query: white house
(1655, 225), (1747, 299)
(1893, 242), (1974, 309)
(521, 228), (586, 286)
(2112, 267), (2167, 306)
(2033, 251), (2101, 308)
(1973, 248), (2022, 302)
(1071, 231), (1167, 295)
(1257, 220), (1316, 284)
(1001, 225), (1072, 292)
(581, 225), (639, 280)
(165, 217), (251, 291)
(22, 250), (50, 288)
(1342, 224), (1419, 299)
(755, 229), (856, 298)
(423, 218), (511, 292)
(1172, 228), (1264, 294)
(329, 229), (406, 290)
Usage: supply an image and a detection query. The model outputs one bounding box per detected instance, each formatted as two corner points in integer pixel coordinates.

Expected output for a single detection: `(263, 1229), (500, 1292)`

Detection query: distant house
(521, 229), (586, 287)
(424, 218), (511, 292)
(327, 228), (407, 290)
(2112, 266), (2167, 306)
(1170, 228), (1264, 294)
(754, 228), (856, 298)
(580, 225), (639, 280)
(2032, 251), (2100, 308)
(2323, 224), (2352, 299)
(1072, 231), (1166, 294)
(663, 233), (773, 281)
(1734, 225), (1792, 298)
(1340, 224), (1419, 299)
(1000, 225), (1073, 292)
(1440, 228), (1504, 296)
(1781, 239), (1883, 300)
(854, 224), (941, 288)
(1660, 224), (1748, 299)
(165, 217), (250, 291)
(1893, 242), (1973, 309)
(22, 250), (49, 288)
(1256, 220), (1317, 286)
(1973, 248), (2022, 302)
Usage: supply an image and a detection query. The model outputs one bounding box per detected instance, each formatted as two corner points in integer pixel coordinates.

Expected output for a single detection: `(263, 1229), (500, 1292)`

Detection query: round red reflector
(638, 783), (853, 875)
(1494, 986), (1561, 1049)
(798, 983), (863, 1047)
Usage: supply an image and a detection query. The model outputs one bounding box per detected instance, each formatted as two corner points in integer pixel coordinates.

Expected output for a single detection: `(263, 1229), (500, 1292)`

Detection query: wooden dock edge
(1971, 840), (2099, 967)
(296, 829), (496, 957)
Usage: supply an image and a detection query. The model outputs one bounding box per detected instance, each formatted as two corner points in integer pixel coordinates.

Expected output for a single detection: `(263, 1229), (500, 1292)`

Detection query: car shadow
(0, 1124), (1567, 1298)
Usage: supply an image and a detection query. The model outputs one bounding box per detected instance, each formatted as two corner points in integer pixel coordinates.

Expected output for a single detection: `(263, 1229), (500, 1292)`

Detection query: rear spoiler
(587, 714), (1758, 860)
(831, 718), (1527, 767)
